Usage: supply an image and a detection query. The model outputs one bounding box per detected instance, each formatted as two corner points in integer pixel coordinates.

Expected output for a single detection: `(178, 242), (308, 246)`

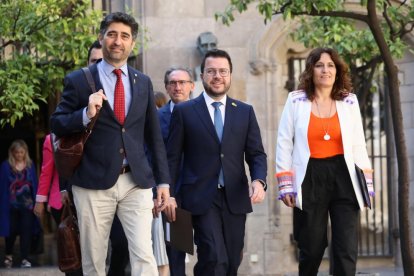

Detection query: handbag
(57, 202), (82, 272)
(355, 164), (371, 209)
(52, 67), (100, 179)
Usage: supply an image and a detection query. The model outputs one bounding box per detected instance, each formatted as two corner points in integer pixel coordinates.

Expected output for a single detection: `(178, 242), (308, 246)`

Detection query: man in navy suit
(158, 67), (194, 275)
(166, 49), (267, 276)
(51, 12), (170, 276)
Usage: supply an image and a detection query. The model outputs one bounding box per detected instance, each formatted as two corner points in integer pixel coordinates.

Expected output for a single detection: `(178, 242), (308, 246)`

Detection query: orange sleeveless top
(308, 112), (344, 158)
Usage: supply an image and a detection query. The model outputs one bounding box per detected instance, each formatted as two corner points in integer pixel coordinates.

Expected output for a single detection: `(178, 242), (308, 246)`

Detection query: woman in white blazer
(275, 47), (374, 276)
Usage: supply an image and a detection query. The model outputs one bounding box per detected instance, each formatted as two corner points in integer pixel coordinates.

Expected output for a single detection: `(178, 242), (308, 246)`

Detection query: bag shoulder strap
(81, 67), (100, 137)
(81, 67), (96, 94)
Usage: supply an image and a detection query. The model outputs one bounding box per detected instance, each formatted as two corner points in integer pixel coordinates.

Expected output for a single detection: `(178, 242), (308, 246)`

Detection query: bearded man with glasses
(165, 49), (267, 276)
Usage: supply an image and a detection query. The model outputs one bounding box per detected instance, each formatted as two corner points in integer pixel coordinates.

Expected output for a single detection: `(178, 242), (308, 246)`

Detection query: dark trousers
(166, 236), (186, 276)
(294, 155), (360, 276)
(107, 215), (129, 276)
(192, 189), (246, 276)
(5, 208), (33, 260)
(162, 206), (186, 276)
(50, 207), (83, 276)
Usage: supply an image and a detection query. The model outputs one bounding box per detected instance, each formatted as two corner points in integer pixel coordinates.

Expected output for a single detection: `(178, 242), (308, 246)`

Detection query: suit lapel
(222, 97), (237, 141)
(125, 67), (144, 124)
(193, 94), (219, 143)
(160, 103), (171, 126)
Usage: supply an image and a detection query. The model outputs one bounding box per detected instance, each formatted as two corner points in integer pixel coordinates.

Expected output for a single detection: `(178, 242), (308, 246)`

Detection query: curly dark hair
(298, 47), (352, 101)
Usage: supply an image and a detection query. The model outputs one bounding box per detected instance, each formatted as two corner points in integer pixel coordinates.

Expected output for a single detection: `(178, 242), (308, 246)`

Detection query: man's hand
(163, 197), (177, 222)
(152, 199), (160, 218)
(60, 191), (71, 206)
(87, 89), (107, 118)
(282, 194), (295, 208)
(156, 186), (170, 212)
(250, 180), (266, 204)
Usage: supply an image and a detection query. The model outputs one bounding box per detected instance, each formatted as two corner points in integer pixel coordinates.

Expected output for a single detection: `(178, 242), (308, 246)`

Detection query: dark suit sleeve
(50, 72), (88, 137)
(245, 106), (267, 185)
(143, 80), (171, 185)
(166, 106), (185, 196)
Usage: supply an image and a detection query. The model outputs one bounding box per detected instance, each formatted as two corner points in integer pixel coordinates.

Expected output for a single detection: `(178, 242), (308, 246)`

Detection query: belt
(120, 165), (131, 174)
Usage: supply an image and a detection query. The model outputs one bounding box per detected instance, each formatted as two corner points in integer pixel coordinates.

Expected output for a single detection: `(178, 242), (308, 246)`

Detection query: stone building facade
(94, 1), (414, 275)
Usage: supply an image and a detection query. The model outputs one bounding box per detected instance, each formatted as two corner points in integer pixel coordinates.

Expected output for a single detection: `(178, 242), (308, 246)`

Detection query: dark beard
(202, 80), (230, 99)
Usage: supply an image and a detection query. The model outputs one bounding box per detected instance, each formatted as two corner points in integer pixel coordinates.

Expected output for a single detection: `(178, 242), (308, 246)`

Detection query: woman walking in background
(275, 47), (374, 276)
(33, 134), (83, 275)
(0, 139), (38, 268)
(33, 134), (63, 224)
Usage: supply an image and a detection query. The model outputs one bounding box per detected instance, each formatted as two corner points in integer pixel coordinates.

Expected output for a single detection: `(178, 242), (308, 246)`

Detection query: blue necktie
(212, 102), (223, 140)
(212, 102), (224, 186)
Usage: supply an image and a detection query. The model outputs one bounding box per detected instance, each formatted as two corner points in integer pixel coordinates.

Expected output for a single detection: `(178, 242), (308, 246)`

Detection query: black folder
(165, 207), (194, 255)
(355, 164), (371, 209)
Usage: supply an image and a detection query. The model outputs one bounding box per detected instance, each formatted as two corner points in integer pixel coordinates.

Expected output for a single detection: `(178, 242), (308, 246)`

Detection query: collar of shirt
(203, 91), (226, 123)
(169, 98), (190, 113)
(100, 59), (128, 78)
(169, 100), (175, 113)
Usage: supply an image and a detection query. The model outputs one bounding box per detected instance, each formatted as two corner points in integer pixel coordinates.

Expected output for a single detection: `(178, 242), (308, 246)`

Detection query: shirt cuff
(157, 184), (170, 188)
(36, 195), (48, 203)
(275, 171), (295, 199)
(82, 107), (91, 126)
(363, 170), (375, 197)
(253, 179), (267, 191)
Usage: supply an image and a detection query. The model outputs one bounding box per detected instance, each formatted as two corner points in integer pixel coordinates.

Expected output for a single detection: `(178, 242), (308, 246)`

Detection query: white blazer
(276, 90), (372, 210)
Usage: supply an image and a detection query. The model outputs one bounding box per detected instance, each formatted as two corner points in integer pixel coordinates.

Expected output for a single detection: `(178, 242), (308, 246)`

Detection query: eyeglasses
(167, 80), (193, 86)
(204, 68), (230, 77)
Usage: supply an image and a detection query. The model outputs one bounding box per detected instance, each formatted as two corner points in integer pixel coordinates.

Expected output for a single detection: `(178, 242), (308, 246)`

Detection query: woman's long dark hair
(298, 47), (353, 101)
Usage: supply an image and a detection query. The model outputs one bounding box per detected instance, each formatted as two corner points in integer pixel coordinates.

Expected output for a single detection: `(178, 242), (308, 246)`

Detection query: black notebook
(355, 164), (371, 209)
(165, 207), (194, 255)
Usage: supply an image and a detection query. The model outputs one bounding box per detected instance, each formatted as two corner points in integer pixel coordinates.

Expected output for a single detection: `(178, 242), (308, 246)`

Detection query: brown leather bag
(57, 202), (82, 272)
(52, 67), (100, 179)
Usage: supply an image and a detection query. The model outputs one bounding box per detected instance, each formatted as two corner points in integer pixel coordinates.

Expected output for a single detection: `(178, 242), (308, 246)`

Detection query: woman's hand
(33, 202), (45, 218)
(282, 194), (296, 208)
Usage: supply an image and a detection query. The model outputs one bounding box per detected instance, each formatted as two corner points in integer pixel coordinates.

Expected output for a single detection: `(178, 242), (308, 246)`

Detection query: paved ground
(0, 267), (63, 276)
(0, 266), (405, 276)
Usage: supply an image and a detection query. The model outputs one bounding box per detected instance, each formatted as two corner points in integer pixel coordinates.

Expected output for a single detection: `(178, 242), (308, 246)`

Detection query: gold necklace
(315, 99), (333, 141)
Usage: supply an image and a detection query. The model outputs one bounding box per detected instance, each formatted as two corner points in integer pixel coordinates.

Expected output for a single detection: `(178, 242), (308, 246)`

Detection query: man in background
(158, 67), (194, 275)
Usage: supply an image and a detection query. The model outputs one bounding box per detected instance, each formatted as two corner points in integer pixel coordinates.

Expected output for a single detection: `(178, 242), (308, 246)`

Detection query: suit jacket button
(122, 128), (126, 132)
(220, 153), (224, 158)
(119, 148), (124, 154)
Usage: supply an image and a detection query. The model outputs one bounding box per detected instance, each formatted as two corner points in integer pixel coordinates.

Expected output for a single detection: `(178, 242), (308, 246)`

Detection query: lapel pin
(232, 102), (237, 107)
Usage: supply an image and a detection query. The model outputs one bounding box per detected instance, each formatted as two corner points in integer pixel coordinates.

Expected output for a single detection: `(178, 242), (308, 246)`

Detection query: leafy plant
(0, 0), (102, 127)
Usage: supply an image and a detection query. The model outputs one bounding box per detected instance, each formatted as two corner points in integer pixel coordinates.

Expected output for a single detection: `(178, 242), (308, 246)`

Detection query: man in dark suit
(50, 12), (170, 276)
(166, 49), (267, 276)
(158, 67), (194, 275)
